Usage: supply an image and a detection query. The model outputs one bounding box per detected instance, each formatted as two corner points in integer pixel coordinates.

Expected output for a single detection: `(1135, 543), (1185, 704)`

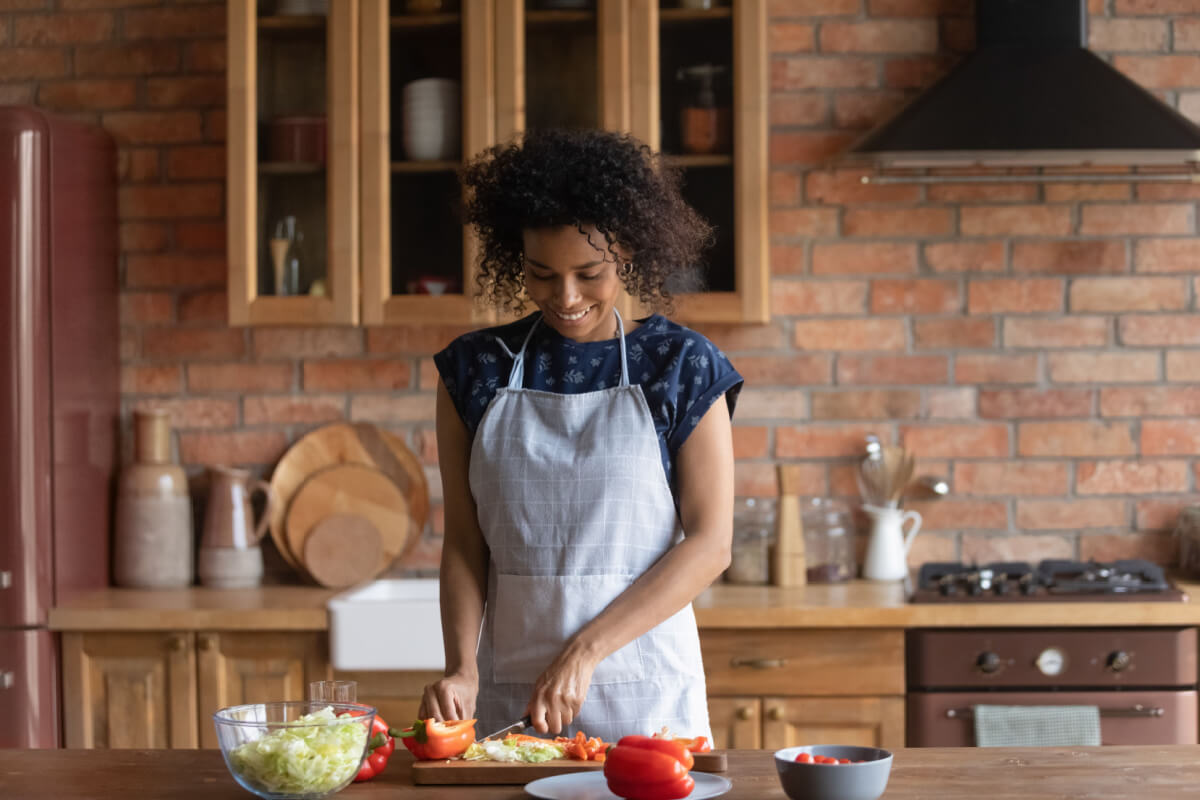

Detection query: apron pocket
(491, 572), (647, 686)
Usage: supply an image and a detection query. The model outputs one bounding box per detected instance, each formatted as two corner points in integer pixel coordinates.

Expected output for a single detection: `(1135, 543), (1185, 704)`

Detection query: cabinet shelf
(526, 9), (592, 24)
(660, 7), (732, 22)
(258, 161), (325, 175)
(257, 15), (327, 35)
(664, 153), (733, 168)
(390, 160), (460, 173)
(390, 12), (460, 28)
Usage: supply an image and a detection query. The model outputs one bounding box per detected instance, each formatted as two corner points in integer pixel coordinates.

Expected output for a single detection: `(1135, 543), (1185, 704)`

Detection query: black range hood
(848, 0), (1200, 171)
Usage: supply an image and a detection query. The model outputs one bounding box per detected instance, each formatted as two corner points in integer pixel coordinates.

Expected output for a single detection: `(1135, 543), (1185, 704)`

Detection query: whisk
(856, 435), (915, 508)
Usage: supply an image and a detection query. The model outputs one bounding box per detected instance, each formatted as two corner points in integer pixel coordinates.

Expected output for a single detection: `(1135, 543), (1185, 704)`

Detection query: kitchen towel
(973, 704), (1101, 747)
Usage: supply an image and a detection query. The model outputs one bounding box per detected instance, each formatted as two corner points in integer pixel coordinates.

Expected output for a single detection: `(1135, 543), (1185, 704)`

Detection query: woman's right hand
(418, 672), (479, 721)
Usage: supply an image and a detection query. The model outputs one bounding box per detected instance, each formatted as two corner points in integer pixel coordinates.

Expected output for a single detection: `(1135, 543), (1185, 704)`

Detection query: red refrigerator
(0, 107), (118, 748)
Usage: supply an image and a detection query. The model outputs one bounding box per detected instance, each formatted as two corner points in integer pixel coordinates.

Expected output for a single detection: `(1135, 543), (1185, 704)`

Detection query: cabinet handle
(736, 706), (754, 720)
(730, 657), (787, 669)
(768, 706), (784, 721)
(169, 635), (187, 652)
(0, 671), (13, 689)
(198, 635), (216, 652)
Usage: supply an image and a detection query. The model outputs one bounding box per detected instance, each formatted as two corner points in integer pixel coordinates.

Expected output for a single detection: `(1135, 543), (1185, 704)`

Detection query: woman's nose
(555, 277), (581, 305)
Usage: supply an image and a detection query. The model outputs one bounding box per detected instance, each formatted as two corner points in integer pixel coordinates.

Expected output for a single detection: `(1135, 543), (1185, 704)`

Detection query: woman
(420, 128), (743, 743)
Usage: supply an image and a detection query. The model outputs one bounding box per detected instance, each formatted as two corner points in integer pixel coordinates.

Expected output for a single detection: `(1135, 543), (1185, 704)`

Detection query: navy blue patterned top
(434, 313), (743, 495)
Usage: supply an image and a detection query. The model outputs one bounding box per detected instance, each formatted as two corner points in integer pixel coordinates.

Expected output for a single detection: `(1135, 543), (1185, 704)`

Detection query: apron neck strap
(505, 308), (630, 389)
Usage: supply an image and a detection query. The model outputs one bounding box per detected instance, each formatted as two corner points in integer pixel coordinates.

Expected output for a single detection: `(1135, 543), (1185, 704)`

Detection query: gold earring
(621, 262), (634, 277)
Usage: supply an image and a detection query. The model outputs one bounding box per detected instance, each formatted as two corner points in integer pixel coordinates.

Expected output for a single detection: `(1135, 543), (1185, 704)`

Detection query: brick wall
(3, 0), (1199, 577)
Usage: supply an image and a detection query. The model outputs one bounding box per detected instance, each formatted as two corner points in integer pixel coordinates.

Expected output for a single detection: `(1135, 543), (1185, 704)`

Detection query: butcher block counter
(5, 746), (1200, 799)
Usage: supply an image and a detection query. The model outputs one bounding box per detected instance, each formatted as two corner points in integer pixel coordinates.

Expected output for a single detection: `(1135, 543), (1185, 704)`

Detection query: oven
(906, 560), (1198, 747)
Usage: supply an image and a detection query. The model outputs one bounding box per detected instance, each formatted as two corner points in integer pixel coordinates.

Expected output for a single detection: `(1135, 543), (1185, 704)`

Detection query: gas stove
(909, 559), (1188, 603)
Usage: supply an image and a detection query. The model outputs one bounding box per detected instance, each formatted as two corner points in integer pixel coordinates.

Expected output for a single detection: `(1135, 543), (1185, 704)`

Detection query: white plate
(524, 771), (732, 800)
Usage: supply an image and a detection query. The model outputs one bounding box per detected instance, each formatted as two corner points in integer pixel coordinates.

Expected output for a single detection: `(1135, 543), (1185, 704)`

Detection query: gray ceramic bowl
(773, 745), (893, 800)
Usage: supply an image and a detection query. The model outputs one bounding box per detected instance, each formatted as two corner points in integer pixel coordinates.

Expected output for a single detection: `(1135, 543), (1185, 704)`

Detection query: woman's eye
(579, 272), (601, 281)
(529, 272), (552, 281)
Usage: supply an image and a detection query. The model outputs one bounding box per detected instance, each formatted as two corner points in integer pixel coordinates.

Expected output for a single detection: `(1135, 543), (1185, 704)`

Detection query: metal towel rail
(946, 704), (1164, 719)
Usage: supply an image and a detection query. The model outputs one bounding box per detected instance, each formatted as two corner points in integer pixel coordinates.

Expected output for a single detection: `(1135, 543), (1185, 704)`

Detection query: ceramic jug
(198, 466), (275, 588)
(861, 504), (923, 581)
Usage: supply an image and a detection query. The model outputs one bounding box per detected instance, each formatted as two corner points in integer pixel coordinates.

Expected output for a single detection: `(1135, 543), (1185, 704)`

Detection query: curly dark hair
(459, 128), (713, 314)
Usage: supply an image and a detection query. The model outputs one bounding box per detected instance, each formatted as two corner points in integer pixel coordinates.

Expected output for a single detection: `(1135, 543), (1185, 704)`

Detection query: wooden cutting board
(411, 751), (728, 785)
(302, 513), (384, 589)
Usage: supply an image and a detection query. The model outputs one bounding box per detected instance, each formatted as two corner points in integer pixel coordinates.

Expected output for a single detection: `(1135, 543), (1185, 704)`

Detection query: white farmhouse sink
(328, 578), (445, 671)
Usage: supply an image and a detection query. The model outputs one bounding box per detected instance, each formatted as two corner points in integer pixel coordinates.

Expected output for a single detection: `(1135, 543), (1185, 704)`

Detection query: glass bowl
(213, 701), (376, 800)
(774, 745), (894, 800)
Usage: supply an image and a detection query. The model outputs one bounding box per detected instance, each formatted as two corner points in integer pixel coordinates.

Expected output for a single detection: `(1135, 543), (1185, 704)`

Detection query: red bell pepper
(354, 716), (395, 782)
(391, 718), (477, 761)
(672, 735), (711, 754)
(603, 735), (695, 800)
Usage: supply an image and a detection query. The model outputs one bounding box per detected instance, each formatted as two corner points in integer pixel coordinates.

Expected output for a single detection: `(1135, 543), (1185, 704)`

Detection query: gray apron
(468, 309), (711, 744)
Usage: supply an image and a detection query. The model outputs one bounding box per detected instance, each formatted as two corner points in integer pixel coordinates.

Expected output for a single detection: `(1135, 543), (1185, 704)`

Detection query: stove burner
(912, 559), (1184, 602)
(1038, 559), (1169, 594)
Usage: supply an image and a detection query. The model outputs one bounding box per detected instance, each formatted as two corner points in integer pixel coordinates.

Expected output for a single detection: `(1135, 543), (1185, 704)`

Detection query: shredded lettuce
(462, 735), (565, 763)
(227, 706), (368, 795)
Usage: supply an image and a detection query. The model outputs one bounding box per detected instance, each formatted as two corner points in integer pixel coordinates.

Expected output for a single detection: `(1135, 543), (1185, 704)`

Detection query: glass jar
(802, 498), (855, 583)
(727, 497), (775, 585)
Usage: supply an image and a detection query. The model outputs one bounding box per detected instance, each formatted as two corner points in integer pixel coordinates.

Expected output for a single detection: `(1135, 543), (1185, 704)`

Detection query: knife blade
(477, 714), (532, 742)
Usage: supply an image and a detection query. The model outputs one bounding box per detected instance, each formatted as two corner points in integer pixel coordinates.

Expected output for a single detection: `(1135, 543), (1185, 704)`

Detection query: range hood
(848, 0), (1200, 172)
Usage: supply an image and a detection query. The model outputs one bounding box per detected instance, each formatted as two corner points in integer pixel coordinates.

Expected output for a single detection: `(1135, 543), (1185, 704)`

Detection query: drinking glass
(308, 680), (357, 704)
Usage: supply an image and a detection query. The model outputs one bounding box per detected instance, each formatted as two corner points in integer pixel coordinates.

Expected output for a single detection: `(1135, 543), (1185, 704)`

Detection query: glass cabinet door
(360, 0), (494, 324)
(227, 0), (360, 325)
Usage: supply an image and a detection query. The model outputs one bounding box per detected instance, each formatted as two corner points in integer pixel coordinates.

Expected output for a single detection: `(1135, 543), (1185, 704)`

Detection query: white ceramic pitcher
(861, 504), (923, 581)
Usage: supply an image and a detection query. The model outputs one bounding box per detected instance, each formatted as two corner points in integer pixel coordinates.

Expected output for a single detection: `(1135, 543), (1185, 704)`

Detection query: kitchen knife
(477, 714), (532, 742)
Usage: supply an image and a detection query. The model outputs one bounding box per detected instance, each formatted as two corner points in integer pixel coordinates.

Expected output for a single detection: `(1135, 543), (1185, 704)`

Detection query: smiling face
(522, 225), (627, 343)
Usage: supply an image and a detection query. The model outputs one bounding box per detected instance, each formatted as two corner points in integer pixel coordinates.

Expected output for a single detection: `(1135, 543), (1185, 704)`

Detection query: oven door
(908, 690), (1198, 746)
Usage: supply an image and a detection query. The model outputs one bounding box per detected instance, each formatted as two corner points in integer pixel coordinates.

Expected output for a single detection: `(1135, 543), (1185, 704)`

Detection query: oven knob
(975, 651), (1002, 674)
(1036, 647), (1067, 677)
(1107, 650), (1131, 673)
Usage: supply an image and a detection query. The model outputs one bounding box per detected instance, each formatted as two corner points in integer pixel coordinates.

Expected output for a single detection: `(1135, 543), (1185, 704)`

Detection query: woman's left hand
(525, 641), (599, 734)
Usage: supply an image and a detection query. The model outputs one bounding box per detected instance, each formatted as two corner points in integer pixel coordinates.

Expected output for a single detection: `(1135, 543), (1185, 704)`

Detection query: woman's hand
(525, 641), (599, 734)
(419, 672), (479, 722)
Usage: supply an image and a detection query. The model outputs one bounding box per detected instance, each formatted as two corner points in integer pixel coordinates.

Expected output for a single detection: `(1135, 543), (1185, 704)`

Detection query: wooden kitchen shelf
(389, 12), (460, 27)
(660, 7), (733, 22)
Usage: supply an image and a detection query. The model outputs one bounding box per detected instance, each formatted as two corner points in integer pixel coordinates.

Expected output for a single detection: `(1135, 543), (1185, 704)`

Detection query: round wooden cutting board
(268, 422), (430, 573)
(286, 463), (411, 579)
(303, 513), (384, 589)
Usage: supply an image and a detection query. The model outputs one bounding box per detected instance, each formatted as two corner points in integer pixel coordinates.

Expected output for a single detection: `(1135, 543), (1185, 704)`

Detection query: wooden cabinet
(701, 629), (907, 751)
(61, 631), (328, 750)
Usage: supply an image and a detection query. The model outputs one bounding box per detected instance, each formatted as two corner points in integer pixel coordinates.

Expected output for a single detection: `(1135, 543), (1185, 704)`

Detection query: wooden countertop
(5, 746), (1200, 799)
(48, 579), (1200, 632)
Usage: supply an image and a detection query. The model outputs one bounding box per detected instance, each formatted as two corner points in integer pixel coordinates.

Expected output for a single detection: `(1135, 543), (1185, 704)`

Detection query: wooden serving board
(411, 751), (728, 785)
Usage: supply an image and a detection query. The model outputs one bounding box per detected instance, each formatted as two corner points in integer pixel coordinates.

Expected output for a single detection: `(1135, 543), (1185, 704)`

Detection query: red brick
(927, 387), (976, 418)
(120, 364), (182, 395)
(1047, 352), (1160, 383)
(125, 254), (225, 289)
(844, 208), (954, 237)
(735, 462), (785, 498)
(121, 149), (161, 182)
(832, 91), (907, 129)
(734, 354), (832, 385)
(1079, 531), (1175, 564)
(1113, 55), (1200, 88)
(870, 278), (960, 314)
(175, 221), (225, 252)
(177, 291), (227, 324)
(1175, 18), (1200, 50)
(812, 243), (917, 275)
(1071, 277), (1187, 312)
(734, 389), (809, 420)
(770, 131), (856, 165)
(303, 359), (414, 392)
(1018, 421), (1136, 457)
(979, 388), (1093, 419)
(1088, 18), (1168, 51)
(1134, 182), (1200, 200)
(960, 206), (1072, 236)
(142, 328), (245, 361)
(691, 323), (786, 351)
(772, 57), (877, 90)
(916, 500), (1010, 531)
(103, 111), (204, 145)
(163, 144), (225, 180)
(770, 95), (828, 128)
(776, 423), (879, 458)
(804, 170), (921, 204)
(1079, 203), (1193, 235)
(1043, 183), (1132, 202)
(962, 534), (1074, 563)
(0, 85), (35, 105)
(1167, 351), (1200, 381)
(38, 79), (135, 110)
(253, 329), (363, 359)
(793, 319), (906, 351)
(75, 43), (179, 76)
(120, 184), (222, 219)
(884, 55), (956, 88)
(1121, 314), (1200, 345)
(350, 394), (437, 424)
(133, 397), (237, 431)
(955, 354), (1039, 383)
(0, 48), (68, 79)
(956, 461), (1070, 496)
(243, 395), (345, 426)
(1012, 240), (1128, 275)
(119, 222), (169, 252)
(770, 0), (860, 15)
(732, 426), (769, 460)
(413, 428), (439, 465)
(1137, 497), (1200, 530)
(178, 431), (289, 467)
(867, 0), (971, 14)
(770, 172), (802, 207)
(769, 22), (815, 52)
(1139, 239), (1200, 272)
(123, 5), (225, 39)
(13, 11), (112, 44)
(967, 279), (1063, 313)
(770, 244), (805, 274)
(1004, 317), (1109, 348)
(838, 354), (948, 384)
(1143, 420), (1200, 455)
(366, 325), (486, 355)
(1016, 499), (1130, 530)
(770, 207), (840, 236)
(819, 20), (938, 53)
(1101, 386), (1200, 417)
(897, 423), (1007, 459)
(927, 183), (1039, 203)
(913, 318), (995, 349)
(1077, 460), (1190, 495)
(187, 363), (294, 393)
(119, 328), (138, 360)
(924, 241), (1005, 273)
(184, 40), (225, 73)
(770, 280), (867, 315)
(424, 354), (454, 391)
(120, 292), (173, 325)
(0, 0), (47, 9)
(810, 390), (922, 420)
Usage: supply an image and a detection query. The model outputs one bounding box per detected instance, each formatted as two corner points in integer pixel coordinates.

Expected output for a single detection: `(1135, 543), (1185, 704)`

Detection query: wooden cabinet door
(761, 696), (905, 752)
(196, 632), (329, 748)
(61, 632), (198, 749)
(707, 696), (762, 750)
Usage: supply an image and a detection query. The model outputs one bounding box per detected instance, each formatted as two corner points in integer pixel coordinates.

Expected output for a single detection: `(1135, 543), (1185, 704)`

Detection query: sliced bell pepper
(391, 718), (477, 761)
(354, 715), (395, 782)
(674, 735), (711, 753)
(603, 735), (695, 800)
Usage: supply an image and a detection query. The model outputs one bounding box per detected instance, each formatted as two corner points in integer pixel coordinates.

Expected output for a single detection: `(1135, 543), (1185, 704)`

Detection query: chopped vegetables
(554, 730), (610, 761)
(227, 706), (369, 796)
(462, 735), (565, 762)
